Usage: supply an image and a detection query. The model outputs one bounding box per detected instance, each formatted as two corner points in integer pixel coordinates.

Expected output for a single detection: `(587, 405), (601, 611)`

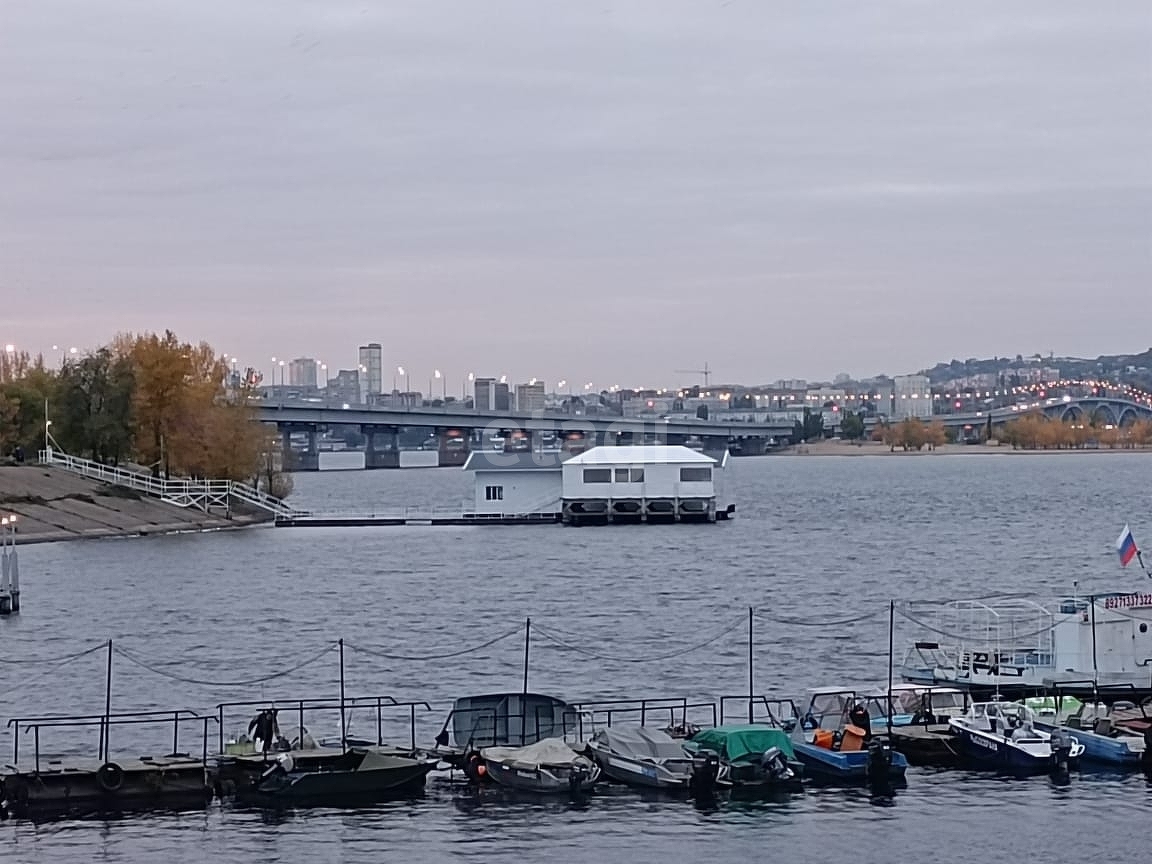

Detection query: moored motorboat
(247, 747), (436, 805)
(867, 685), (969, 767)
(433, 692), (584, 771)
(587, 726), (696, 791)
(1036, 700), (1146, 766)
(788, 690), (908, 787)
(948, 701), (1083, 774)
(683, 724), (803, 792)
(481, 738), (600, 795)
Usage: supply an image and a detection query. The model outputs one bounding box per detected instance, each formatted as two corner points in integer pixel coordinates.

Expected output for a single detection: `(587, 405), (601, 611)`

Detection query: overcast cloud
(2, 1), (1149, 386)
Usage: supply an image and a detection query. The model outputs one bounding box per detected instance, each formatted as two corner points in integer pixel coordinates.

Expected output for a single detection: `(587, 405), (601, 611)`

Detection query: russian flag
(1117, 525), (1139, 568)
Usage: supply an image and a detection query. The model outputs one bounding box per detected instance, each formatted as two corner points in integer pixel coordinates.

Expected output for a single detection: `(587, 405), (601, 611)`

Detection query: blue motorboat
(1035, 701), (1146, 766)
(788, 689), (908, 785)
(948, 701), (1084, 774)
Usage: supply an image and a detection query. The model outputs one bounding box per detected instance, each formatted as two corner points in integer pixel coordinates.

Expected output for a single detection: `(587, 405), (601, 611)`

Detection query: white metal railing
(39, 450), (298, 518)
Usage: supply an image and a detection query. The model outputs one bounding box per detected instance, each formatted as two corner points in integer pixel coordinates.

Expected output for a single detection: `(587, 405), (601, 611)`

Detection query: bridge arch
(1089, 403), (1119, 427)
(1060, 405), (1084, 423)
(1119, 408), (1140, 428)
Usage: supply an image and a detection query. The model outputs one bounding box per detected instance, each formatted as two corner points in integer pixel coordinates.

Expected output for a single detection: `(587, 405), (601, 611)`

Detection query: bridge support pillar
(280, 425), (319, 471)
(363, 425), (401, 469)
(737, 437), (767, 456)
(437, 427), (471, 467)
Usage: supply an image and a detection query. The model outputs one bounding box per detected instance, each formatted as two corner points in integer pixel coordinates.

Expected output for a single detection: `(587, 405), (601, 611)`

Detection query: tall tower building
(358, 343), (383, 397)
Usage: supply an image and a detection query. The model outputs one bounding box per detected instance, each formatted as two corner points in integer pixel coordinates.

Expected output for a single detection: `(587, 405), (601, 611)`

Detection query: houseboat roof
(564, 445), (717, 466)
(463, 451), (569, 471)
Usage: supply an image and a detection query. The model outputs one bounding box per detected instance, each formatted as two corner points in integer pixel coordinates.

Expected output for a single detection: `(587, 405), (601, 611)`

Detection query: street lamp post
(464, 371), (474, 402)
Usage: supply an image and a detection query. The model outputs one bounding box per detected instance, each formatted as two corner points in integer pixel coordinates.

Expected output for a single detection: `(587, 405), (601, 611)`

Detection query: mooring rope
(344, 624), (524, 662)
(532, 616), (746, 663)
(112, 643), (338, 687)
(0, 642), (107, 665)
(754, 607), (885, 628)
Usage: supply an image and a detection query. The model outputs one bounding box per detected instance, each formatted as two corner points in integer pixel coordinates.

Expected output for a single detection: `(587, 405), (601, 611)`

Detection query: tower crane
(674, 362), (712, 387)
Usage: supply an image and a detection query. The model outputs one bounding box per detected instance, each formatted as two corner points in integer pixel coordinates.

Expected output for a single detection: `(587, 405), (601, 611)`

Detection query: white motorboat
(948, 701), (1084, 774)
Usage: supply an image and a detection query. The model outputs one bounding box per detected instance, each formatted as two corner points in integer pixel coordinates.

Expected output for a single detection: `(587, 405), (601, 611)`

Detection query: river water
(2, 453), (1151, 862)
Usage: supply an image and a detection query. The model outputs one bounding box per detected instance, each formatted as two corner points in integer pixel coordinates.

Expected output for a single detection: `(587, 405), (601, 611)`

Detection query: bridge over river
(255, 403), (796, 470)
(923, 395), (1152, 430)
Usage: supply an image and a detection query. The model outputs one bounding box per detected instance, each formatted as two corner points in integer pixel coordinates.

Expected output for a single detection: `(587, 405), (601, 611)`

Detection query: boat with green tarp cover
(684, 725), (803, 790)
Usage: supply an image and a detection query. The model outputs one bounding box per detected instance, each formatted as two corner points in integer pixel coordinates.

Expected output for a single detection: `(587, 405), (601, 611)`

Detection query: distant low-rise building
(327, 369), (362, 406)
(515, 381), (546, 413)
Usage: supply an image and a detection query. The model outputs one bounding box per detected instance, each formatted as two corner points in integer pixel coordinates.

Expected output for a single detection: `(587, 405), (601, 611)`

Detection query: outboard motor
(759, 746), (792, 783)
(866, 739), (894, 798)
(463, 751), (488, 785)
(1049, 730), (1073, 775)
(568, 765), (586, 794)
(1143, 727), (1152, 779)
(689, 753), (719, 797)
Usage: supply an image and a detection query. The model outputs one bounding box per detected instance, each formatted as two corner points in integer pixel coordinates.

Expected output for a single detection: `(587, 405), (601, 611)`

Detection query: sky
(2, 1), (1150, 389)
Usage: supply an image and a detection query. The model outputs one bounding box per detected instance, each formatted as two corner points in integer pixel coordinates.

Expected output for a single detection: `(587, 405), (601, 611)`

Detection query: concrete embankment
(0, 466), (270, 545)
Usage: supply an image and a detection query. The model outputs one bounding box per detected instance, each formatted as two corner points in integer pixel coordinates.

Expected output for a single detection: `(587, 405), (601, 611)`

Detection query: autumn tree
(126, 330), (192, 477)
(54, 349), (135, 463)
(925, 420), (949, 450)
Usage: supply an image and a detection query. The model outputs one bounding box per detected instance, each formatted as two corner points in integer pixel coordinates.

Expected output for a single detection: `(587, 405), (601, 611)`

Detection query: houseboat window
(630, 468), (644, 482)
(614, 468), (630, 482)
(583, 468), (611, 483)
(485, 485), (503, 501)
(679, 467), (712, 482)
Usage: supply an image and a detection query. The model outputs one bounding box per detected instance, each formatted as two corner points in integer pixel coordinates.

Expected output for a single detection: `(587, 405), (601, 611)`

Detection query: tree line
(1, 332), (292, 496)
(998, 412), (1152, 450)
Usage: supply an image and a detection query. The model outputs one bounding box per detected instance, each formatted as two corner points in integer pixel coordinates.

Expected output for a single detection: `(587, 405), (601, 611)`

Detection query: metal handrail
(215, 696), (432, 753)
(572, 697), (719, 732)
(40, 450), (297, 517)
(10, 709), (216, 772)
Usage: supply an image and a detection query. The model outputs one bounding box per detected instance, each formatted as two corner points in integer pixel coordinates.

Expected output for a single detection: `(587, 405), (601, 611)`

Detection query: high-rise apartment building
(358, 343), (383, 396)
(288, 357), (318, 389)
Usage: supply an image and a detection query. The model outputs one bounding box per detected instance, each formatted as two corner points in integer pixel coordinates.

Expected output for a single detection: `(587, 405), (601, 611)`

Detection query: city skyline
(3, 2), (1149, 383)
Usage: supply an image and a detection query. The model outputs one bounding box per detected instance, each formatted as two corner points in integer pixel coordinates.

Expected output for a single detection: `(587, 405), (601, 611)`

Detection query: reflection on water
(3, 454), (1152, 863)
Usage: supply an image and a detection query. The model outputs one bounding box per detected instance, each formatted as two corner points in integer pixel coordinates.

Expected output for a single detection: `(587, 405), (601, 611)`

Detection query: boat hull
(884, 725), (960, 767)
(951, 727), (1077, 775)
(485, 760), (599, 794)
(792, 744), (908, 783)
(589, 749), (691, 791)
(1035, 722), (1143, 766)
(252, 761), (434, 805)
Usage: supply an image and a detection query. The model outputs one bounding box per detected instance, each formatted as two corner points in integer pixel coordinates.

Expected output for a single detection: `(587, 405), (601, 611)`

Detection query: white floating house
(464, 445), (732, 525)
(561, 445), (729, 525)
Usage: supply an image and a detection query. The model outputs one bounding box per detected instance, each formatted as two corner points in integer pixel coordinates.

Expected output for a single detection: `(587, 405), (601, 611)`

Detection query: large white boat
(899, 589), (1152, 690)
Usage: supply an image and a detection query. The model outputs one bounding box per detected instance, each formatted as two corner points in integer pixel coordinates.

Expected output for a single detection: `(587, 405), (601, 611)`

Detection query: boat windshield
(894, 690), (966, 714)
(808, 693), (853, 728)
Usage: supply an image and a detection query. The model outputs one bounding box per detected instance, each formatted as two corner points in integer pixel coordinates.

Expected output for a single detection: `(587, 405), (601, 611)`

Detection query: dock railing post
(522, 617), (531, 696)
(887, 600), (895, 735)
(339, 639), (348, 755)
(101, 639), (113, 763)
(747, 606), (754, 724)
